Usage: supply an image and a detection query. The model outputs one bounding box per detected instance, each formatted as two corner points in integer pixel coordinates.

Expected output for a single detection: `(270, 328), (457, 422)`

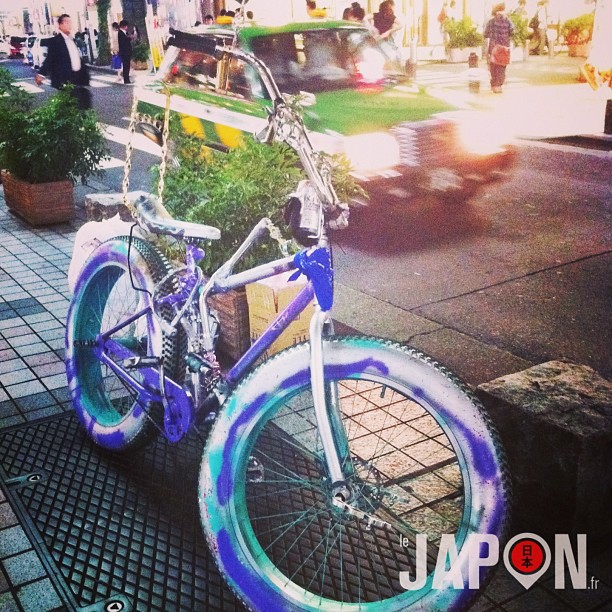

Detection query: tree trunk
(121, 0), (149, 46)
(96, 0), (111, 66)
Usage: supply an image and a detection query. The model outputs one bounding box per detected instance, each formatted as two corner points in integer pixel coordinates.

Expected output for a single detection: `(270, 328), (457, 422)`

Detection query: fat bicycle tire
(66, 236), (185, 451)
(199, 336), (510, 611)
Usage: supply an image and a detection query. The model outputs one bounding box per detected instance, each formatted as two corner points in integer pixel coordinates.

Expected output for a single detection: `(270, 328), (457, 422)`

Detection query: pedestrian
(34, 14), (91, 110)
(110, 22), (122, 83)
(118, 19), (133, 85)
(529, 0), (549, 55)
(484, 3), (514, 93)
(366, 1), (402, 44)
(204, 14), (214, 25)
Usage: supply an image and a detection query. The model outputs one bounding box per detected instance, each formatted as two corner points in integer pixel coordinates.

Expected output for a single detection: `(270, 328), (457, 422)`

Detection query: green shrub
(154, 133), (366, 275)
(509, 12), (531, 46)
(0, 87), (109, 184)
(131, 41), (150, 63)
(561, 13), (594, 46)
(444, 16), (484, 49)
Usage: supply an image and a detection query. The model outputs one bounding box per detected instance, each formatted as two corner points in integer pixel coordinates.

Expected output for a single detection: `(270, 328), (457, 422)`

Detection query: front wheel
(200, 337), (510, 611)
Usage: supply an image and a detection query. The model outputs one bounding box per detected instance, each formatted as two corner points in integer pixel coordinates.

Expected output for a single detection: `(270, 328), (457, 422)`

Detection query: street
(2, 57), (611, 386)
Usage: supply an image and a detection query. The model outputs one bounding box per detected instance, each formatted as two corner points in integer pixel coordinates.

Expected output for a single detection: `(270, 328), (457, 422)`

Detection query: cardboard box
(246, 271), (314, 358)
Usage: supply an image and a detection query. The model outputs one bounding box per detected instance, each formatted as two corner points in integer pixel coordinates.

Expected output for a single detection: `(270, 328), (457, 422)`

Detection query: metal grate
(0, 413), (242, 611)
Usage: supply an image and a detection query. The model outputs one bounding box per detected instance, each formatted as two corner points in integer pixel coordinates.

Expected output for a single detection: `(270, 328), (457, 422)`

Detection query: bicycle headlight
(455, 112), (513, 156)
(343, 133), (400, 173)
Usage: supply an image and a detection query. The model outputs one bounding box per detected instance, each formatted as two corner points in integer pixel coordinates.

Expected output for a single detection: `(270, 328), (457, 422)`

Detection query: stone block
(84, 191), (148, 222)
(476, 360), (612, 539)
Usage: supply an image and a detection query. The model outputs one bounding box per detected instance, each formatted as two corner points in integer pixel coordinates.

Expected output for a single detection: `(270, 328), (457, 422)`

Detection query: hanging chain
(121, 91), (139, 218)
(157, 85), (172, 204)
(121, 86), (172, 216)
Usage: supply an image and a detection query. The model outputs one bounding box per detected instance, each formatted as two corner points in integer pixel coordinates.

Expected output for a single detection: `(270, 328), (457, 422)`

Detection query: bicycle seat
(133, 193), (221, 242)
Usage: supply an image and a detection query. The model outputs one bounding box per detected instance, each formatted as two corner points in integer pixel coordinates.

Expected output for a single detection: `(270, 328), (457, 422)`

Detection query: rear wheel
(65, 236), (185, 451)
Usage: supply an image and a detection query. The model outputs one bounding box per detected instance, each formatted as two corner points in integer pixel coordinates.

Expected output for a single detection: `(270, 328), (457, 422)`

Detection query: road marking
(14, 81), (44, 93)
(100, 123), (162, 157)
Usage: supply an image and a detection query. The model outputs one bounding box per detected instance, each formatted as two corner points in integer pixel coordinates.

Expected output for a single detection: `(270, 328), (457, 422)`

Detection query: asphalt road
(3, 57), (611, 386)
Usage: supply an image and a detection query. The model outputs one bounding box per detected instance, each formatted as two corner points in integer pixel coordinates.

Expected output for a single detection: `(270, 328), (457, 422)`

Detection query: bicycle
(65, 41), (510, 611)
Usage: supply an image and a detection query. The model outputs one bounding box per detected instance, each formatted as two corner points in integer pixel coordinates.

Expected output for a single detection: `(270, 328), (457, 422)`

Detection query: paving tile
(3, 551), (46, 587)
(0, 401), (18, 418)
(16, 578), (62, 612)
(13, 344), (48, 358)
(0, 415), (26, 428)
(0, 326), (32, 340)
(0, 369), (35, 387)
(5, 380), (46, 399)
(13, 392), (56, 412)
(0, 504), (18, 530)
(0, 591), (19, 610)
(0, 526), (31, 559)
(0, 566), (9, 594)
(29, 320), (62, 333)
(7, 335), (40, 349)
(36, 330), (64, 344)
(41, 374), (67, 391)
(25, 405), (63, 422)
(0, 350), (18, 363)
(44, 339), (65, 352)
(0, 389), (9, 403)
(31, 361), (65, 378)
(22, 352), (61, 368)
(0, 360), (27, 377)
(50, 387), (71, 403)
(22, 313), (55, 326)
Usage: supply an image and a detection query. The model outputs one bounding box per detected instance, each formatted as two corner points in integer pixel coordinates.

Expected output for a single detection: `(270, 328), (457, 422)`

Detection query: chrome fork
(309, 307), (353, 502)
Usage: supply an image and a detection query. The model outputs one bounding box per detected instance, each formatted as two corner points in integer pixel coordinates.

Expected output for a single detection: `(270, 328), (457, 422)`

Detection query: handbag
(111, 54), (122, 70)
(491, 44), (511, 66)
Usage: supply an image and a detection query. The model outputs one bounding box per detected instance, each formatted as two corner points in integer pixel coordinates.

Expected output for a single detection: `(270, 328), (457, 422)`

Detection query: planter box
(568, 43), (590, 58)
(209, 288), (250, 361)
(447, 47), (481, 63)
(1, 170), (74, 226)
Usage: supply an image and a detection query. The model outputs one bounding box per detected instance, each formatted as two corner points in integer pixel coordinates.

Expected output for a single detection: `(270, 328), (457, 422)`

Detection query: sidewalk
(1, 187), (611, 611)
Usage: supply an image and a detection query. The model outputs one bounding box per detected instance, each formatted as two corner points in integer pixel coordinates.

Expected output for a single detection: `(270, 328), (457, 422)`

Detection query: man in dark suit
(118, 20), (133, 85)
(35, 14), (91, 109)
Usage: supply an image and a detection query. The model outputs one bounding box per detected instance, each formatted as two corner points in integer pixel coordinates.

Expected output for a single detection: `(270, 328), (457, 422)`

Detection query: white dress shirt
(61, 32), (82, 72)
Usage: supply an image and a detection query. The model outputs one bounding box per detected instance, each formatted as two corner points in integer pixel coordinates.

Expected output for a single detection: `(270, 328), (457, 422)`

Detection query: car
(9, 36), (26, 58)
(29, 36), (51, 69)
(135, 20), (515, 200)
(0, 37), (11, 55)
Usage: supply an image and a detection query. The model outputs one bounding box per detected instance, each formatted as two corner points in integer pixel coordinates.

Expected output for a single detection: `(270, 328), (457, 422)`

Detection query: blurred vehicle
(9, 36), (26, 58)
(0, 38), (11, 55)
(29, 36), (51, 69)
(136, 21), (515, 200)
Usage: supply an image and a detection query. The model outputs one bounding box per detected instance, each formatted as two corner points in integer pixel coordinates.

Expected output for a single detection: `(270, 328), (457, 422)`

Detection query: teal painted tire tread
(65, 236), (185, 452)
(200, 337), (510, 611)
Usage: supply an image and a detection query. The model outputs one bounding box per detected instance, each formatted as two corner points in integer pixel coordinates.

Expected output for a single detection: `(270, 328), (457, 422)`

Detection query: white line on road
(100, 123), (162, 157)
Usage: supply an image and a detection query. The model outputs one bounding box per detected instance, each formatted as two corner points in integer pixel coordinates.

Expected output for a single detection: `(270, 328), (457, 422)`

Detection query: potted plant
(509, 11), (531, 61)
(153, 131), (364, 357)
(561, 13), (594, 58)
(0, 78), (109, 225)
(131, 41), (150, 70)
(444, 16), (484, 63)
